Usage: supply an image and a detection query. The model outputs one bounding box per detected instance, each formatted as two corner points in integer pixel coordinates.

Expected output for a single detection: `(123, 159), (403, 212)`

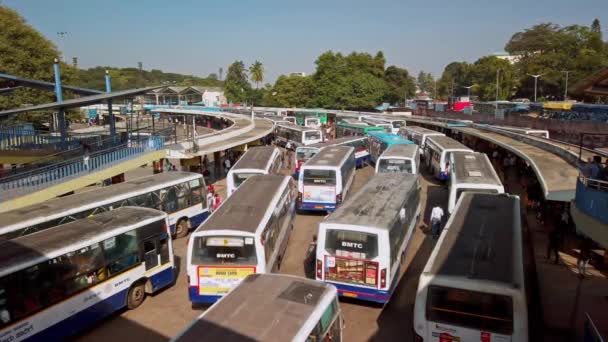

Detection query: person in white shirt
(223, 157), (231, 175)
(430, 206), (445, 239)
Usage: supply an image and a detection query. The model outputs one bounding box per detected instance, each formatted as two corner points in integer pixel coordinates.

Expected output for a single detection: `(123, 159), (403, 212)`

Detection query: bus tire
(175, 218), (189, 239)
(127, 281), (146, 310)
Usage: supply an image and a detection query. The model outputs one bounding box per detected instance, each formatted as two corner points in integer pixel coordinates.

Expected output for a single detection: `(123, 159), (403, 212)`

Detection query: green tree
(469, 56), (519, 101)
(438, 62), (473, 99)
(224, 61), (251, 104)
(383, 66), (416, 105)
(265, 75), (314, 107)
(249, 61), (264, 88)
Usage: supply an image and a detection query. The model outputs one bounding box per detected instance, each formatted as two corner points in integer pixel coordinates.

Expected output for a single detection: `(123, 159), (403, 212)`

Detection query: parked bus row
(294, 136), (369, 176)
(226, 146), (282, 195)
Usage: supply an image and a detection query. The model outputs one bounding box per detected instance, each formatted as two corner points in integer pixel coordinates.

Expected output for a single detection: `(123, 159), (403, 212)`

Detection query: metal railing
(0, 135), (165, 200)
(575, 175), (608, 225)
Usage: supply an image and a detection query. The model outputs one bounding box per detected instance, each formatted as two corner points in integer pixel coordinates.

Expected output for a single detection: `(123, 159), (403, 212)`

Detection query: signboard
(303, 185), (335, 203)
(198, 266), (255, 295)
(87, 108), (97, 119)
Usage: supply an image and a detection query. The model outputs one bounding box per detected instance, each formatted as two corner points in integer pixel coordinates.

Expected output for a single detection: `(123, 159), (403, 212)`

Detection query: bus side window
(103, 230), (140, 276)
(162, 188), (178, 213)
(176, 183), (191, 210)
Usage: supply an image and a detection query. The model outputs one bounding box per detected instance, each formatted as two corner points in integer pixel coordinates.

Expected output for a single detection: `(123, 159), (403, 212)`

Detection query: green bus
(336, 122), (385, 138)
(293, 111), (328, 126)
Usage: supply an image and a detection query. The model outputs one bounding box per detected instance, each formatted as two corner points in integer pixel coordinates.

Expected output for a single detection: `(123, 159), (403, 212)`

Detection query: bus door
(142, 236), (171, 270)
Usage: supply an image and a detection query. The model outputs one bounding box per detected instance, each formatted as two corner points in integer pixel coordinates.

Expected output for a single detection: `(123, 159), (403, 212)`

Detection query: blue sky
(5, 0), (608, 83)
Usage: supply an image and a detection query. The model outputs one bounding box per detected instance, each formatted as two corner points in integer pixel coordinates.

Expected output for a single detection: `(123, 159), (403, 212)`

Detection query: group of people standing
(206, 185), (222, 213)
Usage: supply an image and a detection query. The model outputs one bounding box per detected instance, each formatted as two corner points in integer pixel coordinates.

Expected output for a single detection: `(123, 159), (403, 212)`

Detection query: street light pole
(562, 71), (570, 101)
(463, 85), (473, 99)
(495, 69), (500, 116)
(529, 74), (541, 103)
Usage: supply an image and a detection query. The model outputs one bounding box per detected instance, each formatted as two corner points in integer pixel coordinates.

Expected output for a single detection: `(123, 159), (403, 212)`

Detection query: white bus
(497, 126), (550, 139)
(294, 136), (368, 177)
(424, 135), (472, 181)
(315, 173), (421, 304)
(0, 172), (207, 239)
(298, 146), (355, 212)
(414, 193), (527, 342)
(0, 207), (175, 341)
(226, 146), (281, 195)
(399, 126), (445, 150)
(275, 124), (323, 148)
(375, 144), (420, 175)
(304, 116), (322, 128)
(448, 152), (504, 213)
(362, 117), (405, 134)
(173, 274), (343, 342)
(187, 175), (296, 304)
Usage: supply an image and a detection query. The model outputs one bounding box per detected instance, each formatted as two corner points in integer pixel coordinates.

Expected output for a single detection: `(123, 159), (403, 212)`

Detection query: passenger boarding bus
(294, 136), (368, 176)
(399, 126), (445, 151)
(226, 146), (281, 195)
(375, 144), (420, 175)
(448, 152), (504, 213)
(173, 274), (343, 342)
(315, 174), (421, 304)
(424, 135), (472, 181)
(362, 117), (405, 134)
(298, 146), (355, 212)
(414, 193), (527, 342)
(0, 172), (207, 239)
(187, 175), (296, 304)
(367, 131), (415, 164)
(335, 122), (385, 138)
(0, 207), (175, 341)
(275, 124), (323, 148)
(497, 126), (550, 139)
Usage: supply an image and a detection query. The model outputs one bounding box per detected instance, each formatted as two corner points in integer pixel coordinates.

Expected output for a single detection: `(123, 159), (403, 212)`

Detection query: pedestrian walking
(285, 141), (293, 169)
(206, 186), (215, 213)
(82, 145), (90, 171)
(212, 192), (222, 211)
(546, 226), (561, 264)
(577, 237), (593, 278)
(223, 157), (231, 175)
(429, 206), (444, 239)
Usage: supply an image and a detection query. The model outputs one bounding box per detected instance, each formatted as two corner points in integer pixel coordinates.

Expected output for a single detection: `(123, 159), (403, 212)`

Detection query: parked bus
(275, 124), (323, 148)
(362, 117), (405, 134)
(187, 175), (296, 304)
(0, 207), (175, 341)
(226, 146), (281, 195)
(315, 173), (421, 303)
(496, 126), (550, 139)
(173, 274), (342, 342)
(448, 152), (504, 213)
(294, 136), (368, 177)
(0, 172), (207, 239)
(359, 117), (392, 132)
(424, 135), (472, 181)
(414, 193), (527, 342)
(298, 146), (355, 212)
(335, 122), (384, 138)
(375, 144), (420, 175)
(399, 126), (445, 150)
(293, 111), (328, 126)
(367, 131), (415, 164)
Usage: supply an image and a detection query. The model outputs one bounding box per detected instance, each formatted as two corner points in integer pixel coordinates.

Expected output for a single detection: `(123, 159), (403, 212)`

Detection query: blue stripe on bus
(327, 282), (391, 303)
(188, 287), (223, 304)
(298, 202), (337, 211)
(27, 267), (175, 341)
(168, 211), (209, 235)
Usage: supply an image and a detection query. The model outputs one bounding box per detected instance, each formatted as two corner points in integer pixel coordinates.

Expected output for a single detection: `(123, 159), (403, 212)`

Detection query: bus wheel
(175, 218), (189, 239)
(127, 281), (146, 309)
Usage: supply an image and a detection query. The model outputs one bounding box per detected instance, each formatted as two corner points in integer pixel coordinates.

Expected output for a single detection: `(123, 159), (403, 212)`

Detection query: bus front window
(191, 236), (257, 266)
(377, 159), (412, 174)
(304, 131), (321, 141)
(323, 229), (379, 287)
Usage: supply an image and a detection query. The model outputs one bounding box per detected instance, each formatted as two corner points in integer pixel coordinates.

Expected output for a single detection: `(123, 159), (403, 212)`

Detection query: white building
(145, 86), (226, 106)
(492, 51), (522, 64)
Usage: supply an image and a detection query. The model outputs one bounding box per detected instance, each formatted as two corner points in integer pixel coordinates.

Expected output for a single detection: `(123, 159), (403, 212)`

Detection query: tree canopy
(249, 61), (264, 89)
(224, 60), (251, 104)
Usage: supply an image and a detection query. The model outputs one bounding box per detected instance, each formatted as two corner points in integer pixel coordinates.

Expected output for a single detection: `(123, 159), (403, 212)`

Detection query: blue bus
(367, 131), (414, 164)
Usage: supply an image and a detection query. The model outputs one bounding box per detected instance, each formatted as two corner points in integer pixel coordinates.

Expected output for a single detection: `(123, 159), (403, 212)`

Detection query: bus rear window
(305, 131), (321, 141)
(297, 148), (318, 160)
(456, 188), (499, 202)
(191, 236), (257, 266)
(426, 286), (513, 335)
(324, 229), (378, 259)
(303, 169), (336, 186)
(233, 172), (259, 188)
(378, 159), (412, 174)
(392, 121), (405, 129)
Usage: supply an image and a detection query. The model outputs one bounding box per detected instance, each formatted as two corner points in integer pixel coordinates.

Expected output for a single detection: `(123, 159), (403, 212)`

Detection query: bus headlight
(381, 268), (386, 288)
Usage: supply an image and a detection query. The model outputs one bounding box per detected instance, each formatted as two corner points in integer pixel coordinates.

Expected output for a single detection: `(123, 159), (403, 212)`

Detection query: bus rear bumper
(188, 287), (223, 304)
(326, 282), (390, 303)
(298, 202), (336, 211)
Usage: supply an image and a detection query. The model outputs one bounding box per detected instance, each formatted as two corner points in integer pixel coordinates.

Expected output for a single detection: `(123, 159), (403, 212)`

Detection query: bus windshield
(233, 172), (260, 188)
(323, 229), (379, 287)
(378, 158), (413, 174)
(191, 236), (257, 266)
(305, 131), (321, 141)
(426, 286), (513, 335)
(303, 169), (336, 186)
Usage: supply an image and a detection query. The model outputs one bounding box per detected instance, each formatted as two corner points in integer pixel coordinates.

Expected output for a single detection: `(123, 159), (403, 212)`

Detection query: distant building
(145, 86), (226, 106)
(289, 72), (306, 77)
(491, 51), (522, 64)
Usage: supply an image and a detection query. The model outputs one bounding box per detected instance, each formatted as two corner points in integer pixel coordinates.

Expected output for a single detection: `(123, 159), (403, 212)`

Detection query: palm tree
(250, 61), (264, 88)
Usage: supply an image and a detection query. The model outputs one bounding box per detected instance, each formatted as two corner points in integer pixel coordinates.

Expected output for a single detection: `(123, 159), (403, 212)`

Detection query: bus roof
(379, 144), (418, 159)
(276, 124), (319, 132)
(231, 146), (278, 171)
(0, 172), (201, 232)
(451, 152), (501, 186)
(425, 193), (522, 287)
(426, 135), (470, 151)
(324, 174), (419, 230)
(308, 136), (366, 149)
(195, 175), (289, 234)
(173, 273), (335, 342)
(304, 146), (354, 168)
(336, 122), (384, 131)
(368, 131), (414, 145)
(0, 207), (165, 277)
(401, 126), (445, 135)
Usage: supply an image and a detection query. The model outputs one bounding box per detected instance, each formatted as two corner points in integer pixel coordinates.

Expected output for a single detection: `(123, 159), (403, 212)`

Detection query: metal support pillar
(53, 59), (67, 144)
(105, 70), (116, 139)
